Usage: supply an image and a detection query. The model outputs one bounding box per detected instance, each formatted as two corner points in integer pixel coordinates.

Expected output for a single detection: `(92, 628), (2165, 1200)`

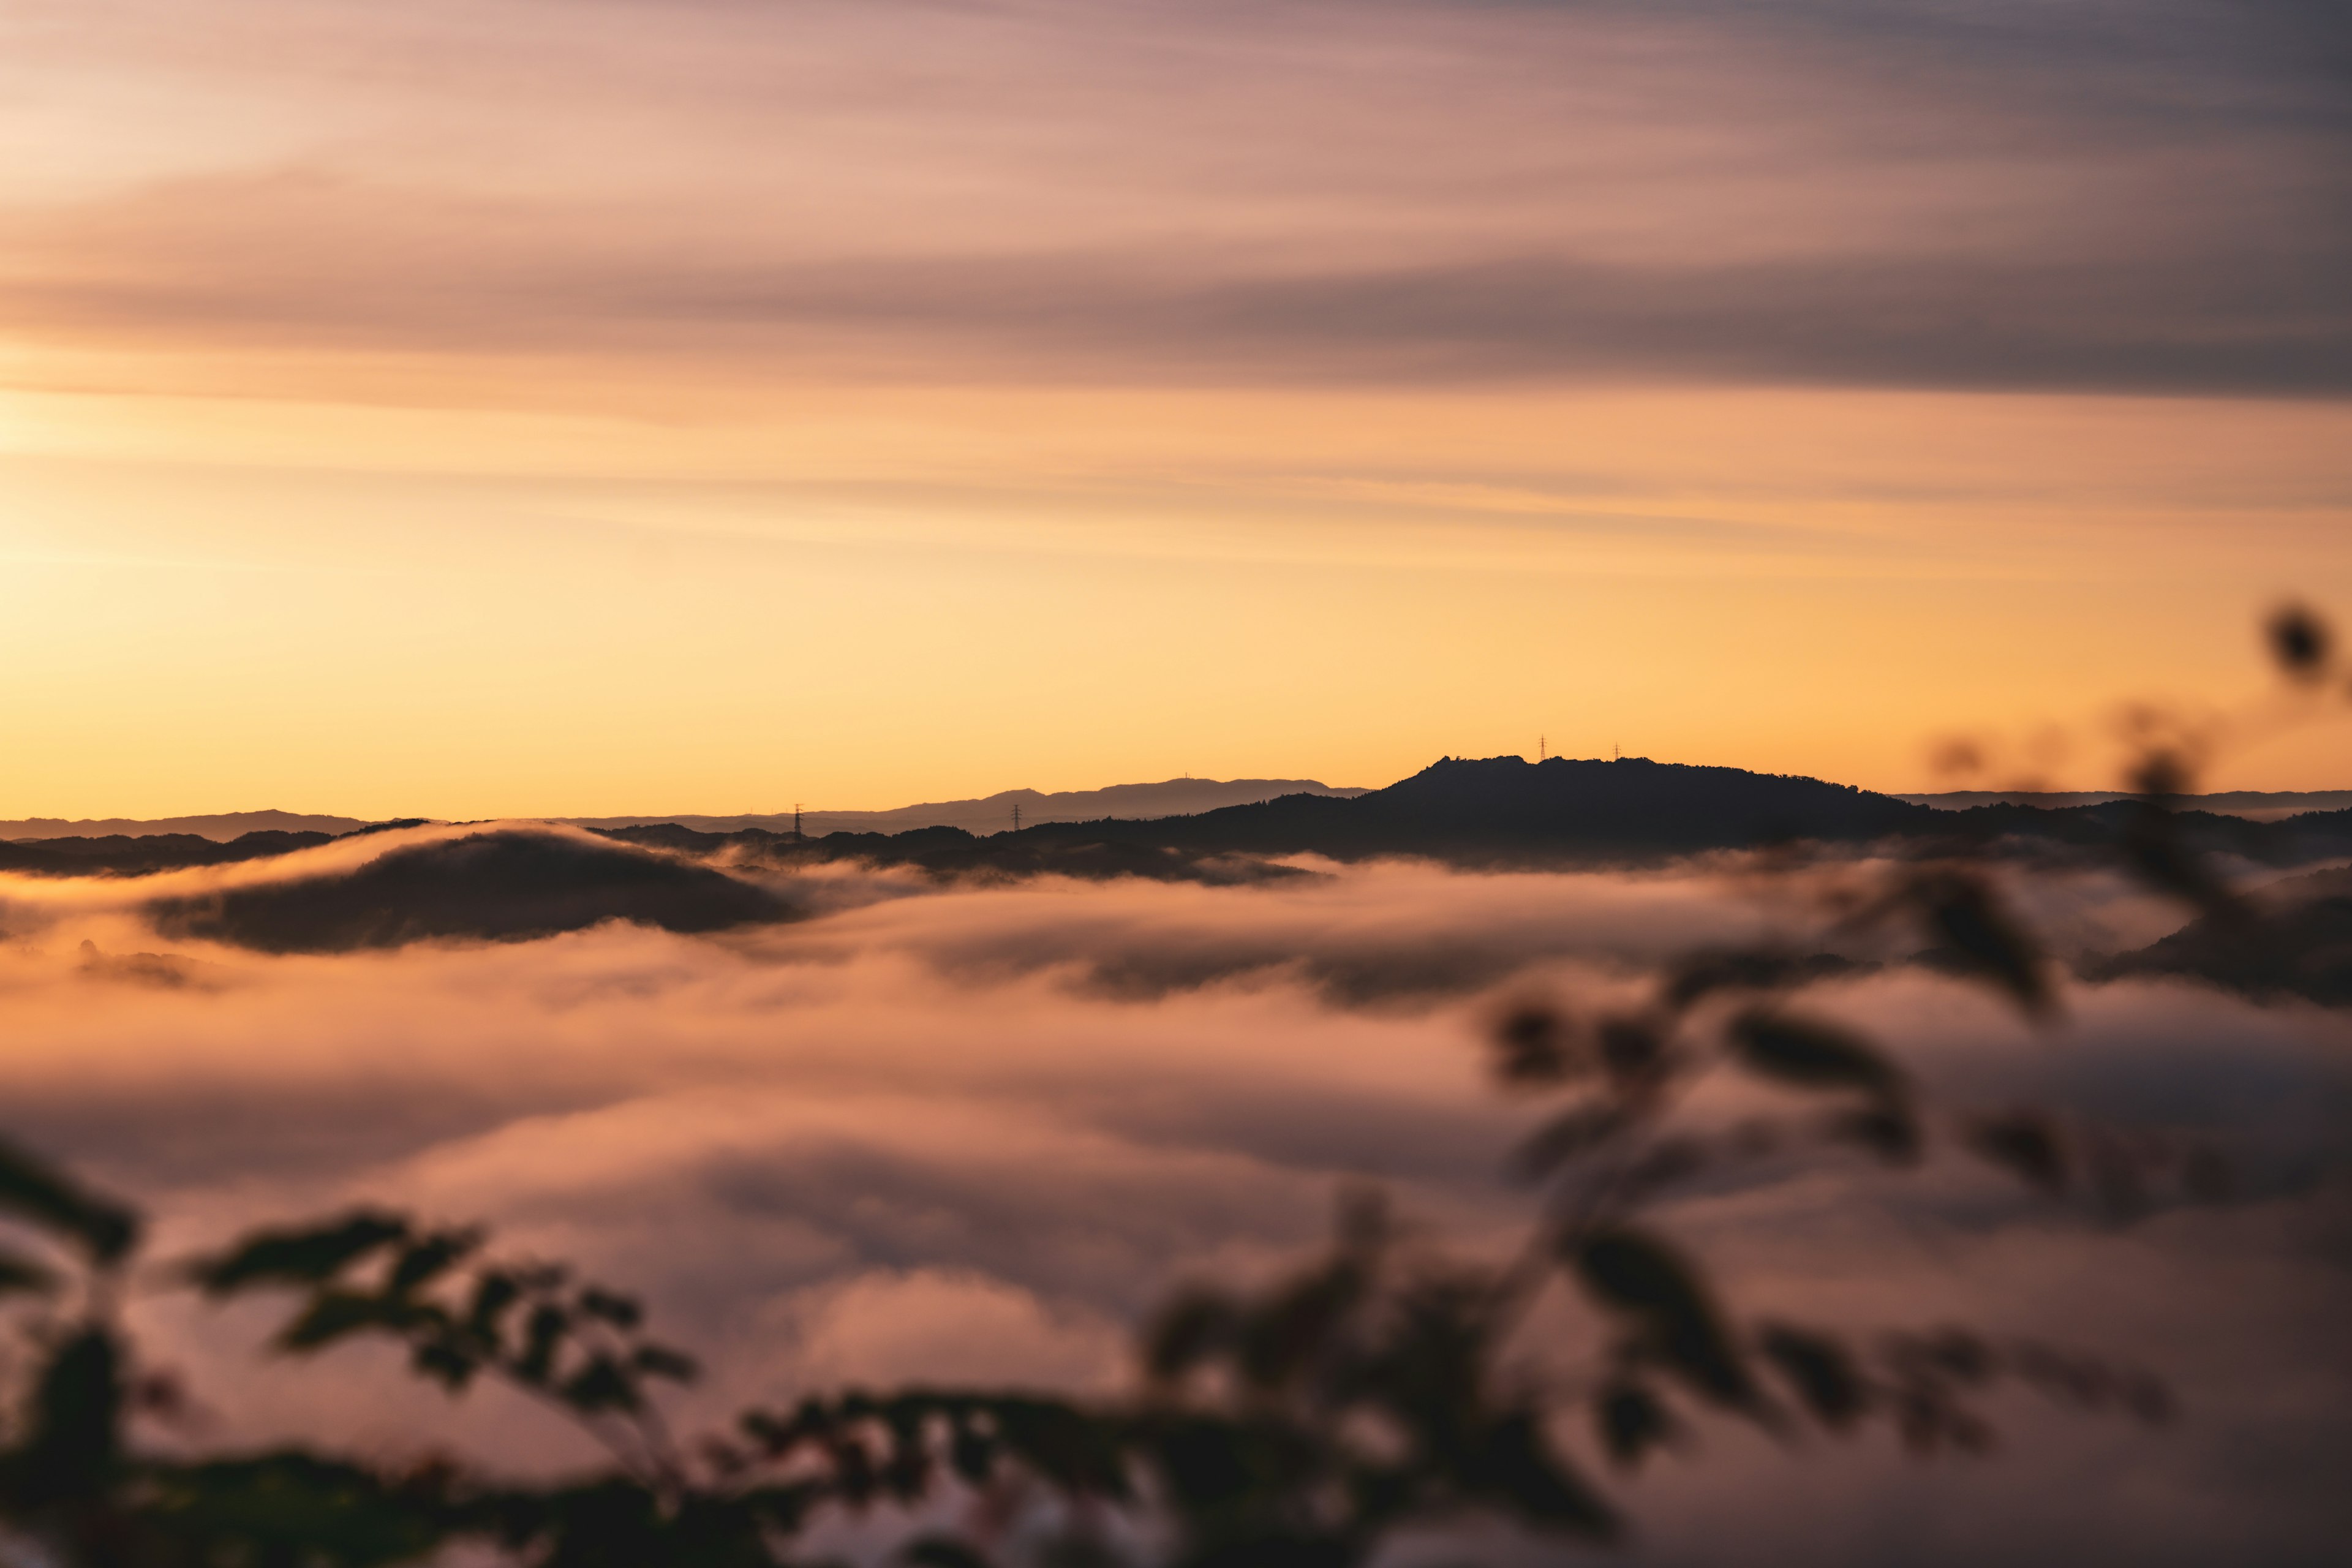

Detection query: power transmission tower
(1539, 734), (1546, 762)
(793, 803), (804, 840)
(1012, 804), (1023, 832)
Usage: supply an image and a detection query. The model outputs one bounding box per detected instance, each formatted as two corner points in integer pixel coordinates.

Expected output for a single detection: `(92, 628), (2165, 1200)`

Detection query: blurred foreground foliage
(2, 606), (2343, 1567)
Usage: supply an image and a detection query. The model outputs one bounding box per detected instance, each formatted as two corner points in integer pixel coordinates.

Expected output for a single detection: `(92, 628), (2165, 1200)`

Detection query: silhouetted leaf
(559, 1354), (640, 1414)
(1614, 1137), (1708, 1203)
(1825, 1103), (1921, 1165)
(1664, 949), (1812, 1011)
(2120, 802), (2239, 916)
(388, 1229), (480, 1295)
(1728, 1010), (1897, 1095)
(1966, 1112), (2069, 1194)
(578, 1287), (643, 1330)
(0, 1246), (59, 1297)
(948, 1414), (997, 1485)
(2266, 601), (2333, 680)
(630, 1344), (699, 1383)
(277, 1290), (420, 1352)
(411, 1338), (480, 1391)
(1471, 1409), (1617, 1536)
(1595, 1381), (1675, 1468)
(18, 1326), (123, 1506)
(194, 1212), (409, 1295)
(1596, 1017), (1666, 1085)
(1915, 1329), (1994, 1385)
(464, 1270), (522, 1347)
(1567, 1229), (1753, 1408)
(1490, 1003), (1583, 1084)
(1909, 872), (2053, 1018)
(1757, 1324), (1866, 1430)
(514, 1303), (569, 1384)
(1145, 1287), (1240, 1383)
(989, 1398), (1129, 1498)
(0, 1136), (138, 1265)
(1237, 1262), (1365, 1391)
(1506, 1104), (1625, 1185)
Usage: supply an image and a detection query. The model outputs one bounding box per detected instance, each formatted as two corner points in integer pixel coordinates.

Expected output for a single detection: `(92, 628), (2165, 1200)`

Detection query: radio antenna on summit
(1538, 734), (1546, 763)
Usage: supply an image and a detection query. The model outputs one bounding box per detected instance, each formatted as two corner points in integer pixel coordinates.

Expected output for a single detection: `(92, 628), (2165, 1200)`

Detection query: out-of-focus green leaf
(192, 1212), (409, 1295)
(0, 1136), (138, 1265)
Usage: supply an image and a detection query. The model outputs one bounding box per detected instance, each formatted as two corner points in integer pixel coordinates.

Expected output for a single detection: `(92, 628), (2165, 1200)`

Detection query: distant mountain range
(557, 778), (1367, 837)
(13, 758), (2350, 1003)
(1, 779), (1366, 843)
(602, 756), (2352, 876)
(1902, 790), (2352, 821)
(0, 810), (373, 841)
(16, 777), (2346, 845)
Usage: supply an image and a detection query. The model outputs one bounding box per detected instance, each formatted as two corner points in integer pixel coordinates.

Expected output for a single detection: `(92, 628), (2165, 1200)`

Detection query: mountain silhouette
(0, 810), (372, 842)
(1092, 755), (1936, 861)
(12, 759), (2350, 902)
(2087, 865), (2352, 1007)
(147, 830), (795, 952)
(560, 777), (1368, 837)
(0, 831), (339, 877)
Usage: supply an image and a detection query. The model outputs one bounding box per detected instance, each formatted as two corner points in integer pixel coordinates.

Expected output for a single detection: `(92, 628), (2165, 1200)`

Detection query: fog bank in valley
(0, 845), (2345, 1566)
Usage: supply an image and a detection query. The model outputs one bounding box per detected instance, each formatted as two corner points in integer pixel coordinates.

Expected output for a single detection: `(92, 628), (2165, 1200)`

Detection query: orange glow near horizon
(4, 0), (2348, 818)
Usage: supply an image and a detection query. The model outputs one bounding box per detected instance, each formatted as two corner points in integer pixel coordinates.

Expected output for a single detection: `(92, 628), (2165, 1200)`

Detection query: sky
(4, 0), (2349, 818)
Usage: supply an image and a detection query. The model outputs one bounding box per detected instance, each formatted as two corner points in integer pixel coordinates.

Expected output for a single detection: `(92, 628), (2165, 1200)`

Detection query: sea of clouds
(0, 835), (2346, 1566)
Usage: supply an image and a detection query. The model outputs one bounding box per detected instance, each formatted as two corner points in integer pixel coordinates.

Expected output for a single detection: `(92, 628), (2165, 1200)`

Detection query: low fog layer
(0, 851), (2345, 1566)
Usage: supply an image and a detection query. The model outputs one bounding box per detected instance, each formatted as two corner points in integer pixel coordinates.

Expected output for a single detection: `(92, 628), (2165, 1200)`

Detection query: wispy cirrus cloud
(6, 0), (2347, 398)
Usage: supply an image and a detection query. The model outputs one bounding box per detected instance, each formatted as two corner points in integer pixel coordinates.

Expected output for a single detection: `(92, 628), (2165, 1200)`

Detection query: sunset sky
(4, 0), (2347, 819)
